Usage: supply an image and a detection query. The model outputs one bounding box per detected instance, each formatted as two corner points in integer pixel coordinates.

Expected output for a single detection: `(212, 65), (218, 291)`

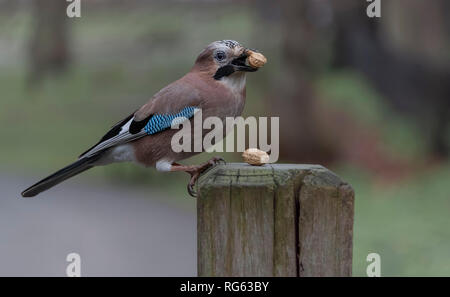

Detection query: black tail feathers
(21, 154), (101, 198)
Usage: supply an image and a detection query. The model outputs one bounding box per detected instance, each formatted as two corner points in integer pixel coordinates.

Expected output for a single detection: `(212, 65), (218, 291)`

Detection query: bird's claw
(186, 156), (226, 198)
(208, 156), (226, 166)
(187, 181), (197, 197)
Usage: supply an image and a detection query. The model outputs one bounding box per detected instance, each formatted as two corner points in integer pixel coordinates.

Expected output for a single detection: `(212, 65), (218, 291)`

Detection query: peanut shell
(242, 148), (270, 166)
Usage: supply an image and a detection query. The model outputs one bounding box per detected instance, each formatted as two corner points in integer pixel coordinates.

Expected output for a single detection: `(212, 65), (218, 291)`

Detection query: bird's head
(193, 40), (266, 81)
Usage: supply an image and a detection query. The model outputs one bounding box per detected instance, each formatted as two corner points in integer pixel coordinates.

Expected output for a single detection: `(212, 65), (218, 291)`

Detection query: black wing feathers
(129, 114), (152, 134)
(78, 112), (134, 158)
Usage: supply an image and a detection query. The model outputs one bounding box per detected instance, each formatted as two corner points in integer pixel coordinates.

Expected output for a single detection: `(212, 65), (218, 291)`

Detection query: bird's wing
(79, 79), (202, 159)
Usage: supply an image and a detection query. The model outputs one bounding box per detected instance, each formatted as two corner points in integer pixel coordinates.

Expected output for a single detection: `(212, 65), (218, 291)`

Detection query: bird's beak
(231, 49), (267, 72)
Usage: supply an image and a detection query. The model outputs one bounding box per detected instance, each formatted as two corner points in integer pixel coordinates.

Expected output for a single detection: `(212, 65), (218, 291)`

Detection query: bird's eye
(215, 51), (226, 61)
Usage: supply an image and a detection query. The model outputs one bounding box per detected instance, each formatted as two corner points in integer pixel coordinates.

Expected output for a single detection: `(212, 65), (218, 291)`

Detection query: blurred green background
(0, 0), (449, 276)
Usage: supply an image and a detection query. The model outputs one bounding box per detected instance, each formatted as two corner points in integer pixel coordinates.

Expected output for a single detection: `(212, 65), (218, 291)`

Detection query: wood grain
(197, 163), (354, 277)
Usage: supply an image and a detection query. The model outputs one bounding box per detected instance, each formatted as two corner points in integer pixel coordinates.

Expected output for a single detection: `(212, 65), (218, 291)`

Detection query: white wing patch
(80, 117), (146, 159)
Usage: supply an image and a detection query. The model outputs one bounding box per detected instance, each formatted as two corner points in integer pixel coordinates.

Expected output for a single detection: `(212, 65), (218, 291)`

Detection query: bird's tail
(21, 154), (101, 198)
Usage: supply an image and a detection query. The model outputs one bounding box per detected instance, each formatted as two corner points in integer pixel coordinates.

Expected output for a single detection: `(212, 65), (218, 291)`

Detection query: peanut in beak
(246, 50), (267, 68)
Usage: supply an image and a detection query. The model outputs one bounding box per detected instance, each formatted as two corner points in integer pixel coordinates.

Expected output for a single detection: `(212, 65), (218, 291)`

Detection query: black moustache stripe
(213, 65), (235, 80)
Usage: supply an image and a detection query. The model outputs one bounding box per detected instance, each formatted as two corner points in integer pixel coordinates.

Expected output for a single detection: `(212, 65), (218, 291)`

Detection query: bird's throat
(219, 72), (246, 95)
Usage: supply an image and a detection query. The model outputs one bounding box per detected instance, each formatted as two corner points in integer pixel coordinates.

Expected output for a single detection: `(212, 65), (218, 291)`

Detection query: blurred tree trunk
(273, 0), (337, 163)
(332, 0), (450, 158)
(28, 0), (70, 85)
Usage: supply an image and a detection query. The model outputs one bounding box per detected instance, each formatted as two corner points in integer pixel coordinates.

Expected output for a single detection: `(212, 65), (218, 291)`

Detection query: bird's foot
(172, 157), (225, 197)
(187, 156), (225, 197)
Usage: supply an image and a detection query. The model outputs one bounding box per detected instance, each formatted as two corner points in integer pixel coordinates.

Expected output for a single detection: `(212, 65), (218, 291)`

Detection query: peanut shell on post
(242, 148), (270, 166)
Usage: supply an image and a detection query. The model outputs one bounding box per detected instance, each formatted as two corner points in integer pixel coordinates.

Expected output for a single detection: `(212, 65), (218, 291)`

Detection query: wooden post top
(198, 163), (347, 189)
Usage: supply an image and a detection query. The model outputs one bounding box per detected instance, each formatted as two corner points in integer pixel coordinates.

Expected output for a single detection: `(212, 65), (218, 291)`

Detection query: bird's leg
(171, 157), (225, 197)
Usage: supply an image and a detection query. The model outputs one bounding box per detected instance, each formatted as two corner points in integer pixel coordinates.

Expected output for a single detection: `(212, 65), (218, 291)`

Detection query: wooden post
(197, 163), (354, 277)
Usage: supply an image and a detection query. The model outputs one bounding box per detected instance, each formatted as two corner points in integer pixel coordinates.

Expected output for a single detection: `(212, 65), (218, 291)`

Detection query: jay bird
(21, 40), (265, 198)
